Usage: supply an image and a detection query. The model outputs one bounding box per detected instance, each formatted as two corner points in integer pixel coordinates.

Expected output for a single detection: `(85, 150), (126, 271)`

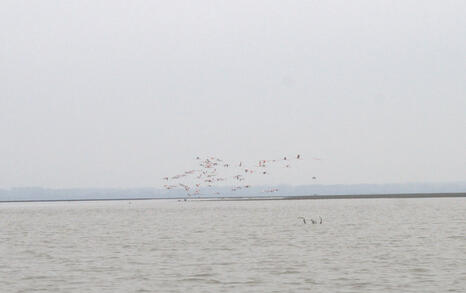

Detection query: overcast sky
(1, 1), (465, 188)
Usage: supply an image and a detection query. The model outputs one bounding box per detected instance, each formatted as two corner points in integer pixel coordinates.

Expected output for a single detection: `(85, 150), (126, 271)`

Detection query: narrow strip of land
(211, 192), (466, 201)
(0, 192), (464, 203)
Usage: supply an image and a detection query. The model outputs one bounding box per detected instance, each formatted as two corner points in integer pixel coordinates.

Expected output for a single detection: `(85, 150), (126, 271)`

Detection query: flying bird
(163, 153), (316, 197)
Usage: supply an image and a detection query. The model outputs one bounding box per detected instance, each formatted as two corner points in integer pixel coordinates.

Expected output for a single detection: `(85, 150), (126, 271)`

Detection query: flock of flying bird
(163, 154), (317, 197)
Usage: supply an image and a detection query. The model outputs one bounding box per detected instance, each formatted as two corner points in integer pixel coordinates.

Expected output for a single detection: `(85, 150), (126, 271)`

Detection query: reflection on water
(1, 198), (465, 292)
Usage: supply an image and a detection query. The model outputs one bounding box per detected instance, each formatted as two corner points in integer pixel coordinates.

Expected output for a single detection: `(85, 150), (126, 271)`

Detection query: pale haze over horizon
(1, 1), (465, 189)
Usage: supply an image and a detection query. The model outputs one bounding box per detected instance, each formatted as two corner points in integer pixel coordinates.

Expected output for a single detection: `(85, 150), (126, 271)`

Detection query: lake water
(0, 198), (464, 292)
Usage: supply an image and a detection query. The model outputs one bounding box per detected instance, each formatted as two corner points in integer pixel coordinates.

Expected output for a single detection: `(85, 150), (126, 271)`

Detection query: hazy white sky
(1, 1), (465, 188)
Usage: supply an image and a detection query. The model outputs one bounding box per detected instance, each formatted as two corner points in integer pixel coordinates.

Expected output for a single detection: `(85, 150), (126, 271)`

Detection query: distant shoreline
(212, 192), (466, 201)
(0, 192), (464, 203)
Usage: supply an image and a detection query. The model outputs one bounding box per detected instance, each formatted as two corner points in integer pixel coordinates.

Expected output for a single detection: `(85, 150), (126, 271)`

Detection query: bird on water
(298, 216), (323, 224)
(297, 216), (306, 224)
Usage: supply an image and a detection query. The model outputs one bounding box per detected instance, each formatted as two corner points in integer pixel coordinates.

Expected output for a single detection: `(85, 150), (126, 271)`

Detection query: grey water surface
(1, 198), (464, 292)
